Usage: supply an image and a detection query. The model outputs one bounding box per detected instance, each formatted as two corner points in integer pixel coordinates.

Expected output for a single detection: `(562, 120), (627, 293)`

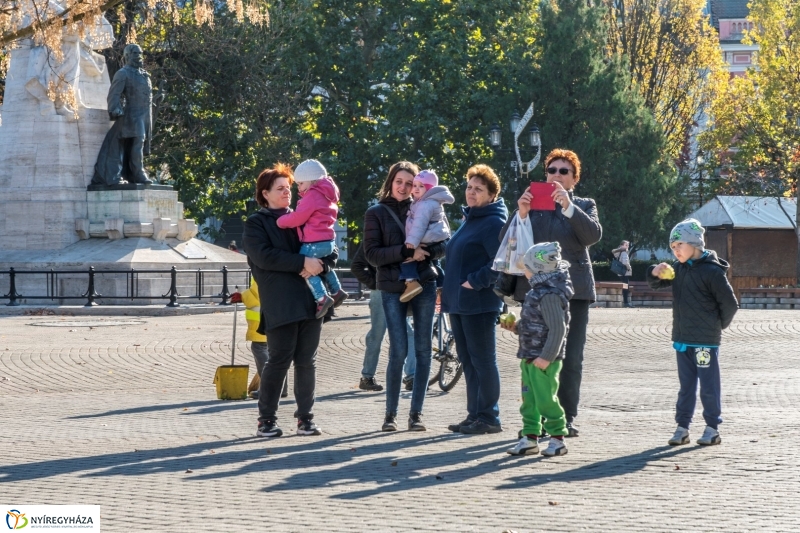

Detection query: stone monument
(0, 14), (248, 305)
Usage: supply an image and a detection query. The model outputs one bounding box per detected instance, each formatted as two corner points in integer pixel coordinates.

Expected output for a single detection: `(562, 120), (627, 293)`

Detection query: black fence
(0, 267), (364, 307)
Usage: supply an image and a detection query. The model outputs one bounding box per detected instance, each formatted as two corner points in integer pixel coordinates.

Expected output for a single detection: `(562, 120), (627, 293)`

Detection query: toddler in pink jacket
(277, 159), (347, 318)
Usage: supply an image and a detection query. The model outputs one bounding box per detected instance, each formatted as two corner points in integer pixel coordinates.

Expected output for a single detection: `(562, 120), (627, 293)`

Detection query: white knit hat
(294, 159), (327, 183)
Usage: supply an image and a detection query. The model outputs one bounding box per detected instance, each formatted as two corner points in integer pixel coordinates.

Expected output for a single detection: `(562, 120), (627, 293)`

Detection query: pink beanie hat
(414, 170), (438, 191)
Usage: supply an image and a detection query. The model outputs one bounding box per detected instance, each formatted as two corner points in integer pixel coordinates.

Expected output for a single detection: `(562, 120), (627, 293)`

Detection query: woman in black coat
(242, 163), (336, 439)
(505, 149), (602, 437)
(363, 161), (447, 432)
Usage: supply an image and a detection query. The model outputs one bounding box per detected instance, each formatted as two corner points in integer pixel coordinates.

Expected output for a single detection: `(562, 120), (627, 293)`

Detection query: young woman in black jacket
(363, 161), (446, 431)
(243, 163), (337, 439)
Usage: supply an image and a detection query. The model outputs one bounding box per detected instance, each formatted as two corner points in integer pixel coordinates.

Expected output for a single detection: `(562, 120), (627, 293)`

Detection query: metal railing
(0, 266), (249, 307)
(1, 267), (363, 307)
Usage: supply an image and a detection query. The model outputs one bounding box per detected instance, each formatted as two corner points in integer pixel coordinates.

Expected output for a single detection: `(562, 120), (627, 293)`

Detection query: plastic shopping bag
(492, 212), (534, 275)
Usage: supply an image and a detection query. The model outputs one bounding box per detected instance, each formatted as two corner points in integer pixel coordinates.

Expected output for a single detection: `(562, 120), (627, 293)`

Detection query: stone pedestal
(77, 186), (197, 242)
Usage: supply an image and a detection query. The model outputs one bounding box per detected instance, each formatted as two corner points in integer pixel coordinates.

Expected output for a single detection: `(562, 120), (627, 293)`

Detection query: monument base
(0, 238), (250, 305)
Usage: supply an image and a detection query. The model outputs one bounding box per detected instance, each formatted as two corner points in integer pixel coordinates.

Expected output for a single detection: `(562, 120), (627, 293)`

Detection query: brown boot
(399, 280), (423, 303)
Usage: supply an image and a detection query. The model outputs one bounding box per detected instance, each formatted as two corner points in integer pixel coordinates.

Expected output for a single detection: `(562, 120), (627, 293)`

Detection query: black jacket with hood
(646, 250), (739, 346)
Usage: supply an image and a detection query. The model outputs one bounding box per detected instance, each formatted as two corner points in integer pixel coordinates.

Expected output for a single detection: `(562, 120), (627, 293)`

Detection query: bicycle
(427, 290), (463, 391)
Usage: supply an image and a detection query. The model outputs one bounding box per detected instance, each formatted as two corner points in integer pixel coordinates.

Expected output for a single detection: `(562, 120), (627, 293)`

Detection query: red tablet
(529, 182), (557, 211)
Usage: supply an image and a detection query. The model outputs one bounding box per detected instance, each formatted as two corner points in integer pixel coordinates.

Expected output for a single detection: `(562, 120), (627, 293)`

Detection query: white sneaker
(541, 438), (568, 456)
(696, 426), (721, 446)
(668, 426), (690, 446)
(507, 436), (539, 456)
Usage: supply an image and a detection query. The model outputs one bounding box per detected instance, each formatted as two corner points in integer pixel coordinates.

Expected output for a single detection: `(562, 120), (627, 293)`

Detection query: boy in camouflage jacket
(502, 242), (574, 457)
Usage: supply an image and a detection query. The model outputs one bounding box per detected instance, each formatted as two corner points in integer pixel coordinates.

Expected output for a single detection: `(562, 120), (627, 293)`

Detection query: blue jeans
(399, 261), (418, 281)
(382, 281), (436, 415)
(450, 311), (502, 426)
(361, 289), (416, 379)
(675, 347), (722, 429)
(299, 241), (342, 300)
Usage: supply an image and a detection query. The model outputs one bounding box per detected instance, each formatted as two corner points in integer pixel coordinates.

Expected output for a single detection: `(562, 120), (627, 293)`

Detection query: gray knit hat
(523, 242), (565, 274)
(294, 159), (327, 183)
(670, 218), (705, 250)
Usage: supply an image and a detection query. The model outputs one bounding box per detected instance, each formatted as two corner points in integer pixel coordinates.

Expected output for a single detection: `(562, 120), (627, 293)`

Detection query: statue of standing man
(92, 44), (153, 186)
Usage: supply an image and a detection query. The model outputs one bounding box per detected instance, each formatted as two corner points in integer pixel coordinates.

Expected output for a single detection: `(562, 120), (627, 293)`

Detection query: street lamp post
(489, 106), (542, 198)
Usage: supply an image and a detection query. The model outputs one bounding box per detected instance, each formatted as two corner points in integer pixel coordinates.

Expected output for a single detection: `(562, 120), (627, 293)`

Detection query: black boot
(622, 289), (634, 308)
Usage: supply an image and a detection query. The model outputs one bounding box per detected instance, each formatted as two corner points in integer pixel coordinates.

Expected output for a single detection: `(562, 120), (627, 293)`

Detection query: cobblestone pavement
(1, 306), (799, 532)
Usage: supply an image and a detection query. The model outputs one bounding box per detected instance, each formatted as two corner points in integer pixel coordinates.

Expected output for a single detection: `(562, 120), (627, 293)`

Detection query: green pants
(519, 359), (568, 437)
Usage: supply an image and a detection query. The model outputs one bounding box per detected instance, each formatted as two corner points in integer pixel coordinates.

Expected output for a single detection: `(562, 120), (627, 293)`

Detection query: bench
(629, 281), (672, 307)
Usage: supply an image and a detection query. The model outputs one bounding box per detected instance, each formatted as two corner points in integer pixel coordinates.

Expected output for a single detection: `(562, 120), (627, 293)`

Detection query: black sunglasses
(546, 167), (572, 175)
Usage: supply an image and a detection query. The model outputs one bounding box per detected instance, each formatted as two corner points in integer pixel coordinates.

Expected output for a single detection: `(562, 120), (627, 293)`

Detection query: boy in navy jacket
(647, 219), (738, 446)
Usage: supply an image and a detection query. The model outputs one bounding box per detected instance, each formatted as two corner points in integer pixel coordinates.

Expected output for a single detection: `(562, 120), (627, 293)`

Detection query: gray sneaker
(668, 426), (690, 446)
(382, 414), (398, 432)
(696, 426), (721, 446)
(408, 411), (426, 431)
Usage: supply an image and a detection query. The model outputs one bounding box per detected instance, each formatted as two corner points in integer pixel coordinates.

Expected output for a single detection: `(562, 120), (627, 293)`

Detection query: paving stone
(1, 307), (799, 531)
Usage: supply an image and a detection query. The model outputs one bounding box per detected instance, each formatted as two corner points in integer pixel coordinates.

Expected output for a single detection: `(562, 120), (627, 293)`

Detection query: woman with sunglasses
(504, 148), (602, 438)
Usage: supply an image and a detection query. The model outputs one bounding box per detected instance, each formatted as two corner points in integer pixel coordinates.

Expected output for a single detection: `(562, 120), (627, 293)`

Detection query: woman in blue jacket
(441, 164), (508, 434)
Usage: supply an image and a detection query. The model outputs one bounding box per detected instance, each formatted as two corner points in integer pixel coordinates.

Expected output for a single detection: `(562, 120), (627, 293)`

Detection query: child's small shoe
(315, 295), (334, 319)
(507, 436), (539, 456)
(541, 437), (568, 456)
(399, 280), (423, 303)
(332, 289), (349, 308)
(696, 426), (721, 446)
(668, 426), (690, 446)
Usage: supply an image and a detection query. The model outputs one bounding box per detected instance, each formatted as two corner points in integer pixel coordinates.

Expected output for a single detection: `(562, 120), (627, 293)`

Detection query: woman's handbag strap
(380, 204), (406, 236)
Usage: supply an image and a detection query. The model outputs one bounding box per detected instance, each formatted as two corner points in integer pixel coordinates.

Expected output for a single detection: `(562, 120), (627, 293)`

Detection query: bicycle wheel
(428, 365), (442, 386)
(438, 338), (463, 391)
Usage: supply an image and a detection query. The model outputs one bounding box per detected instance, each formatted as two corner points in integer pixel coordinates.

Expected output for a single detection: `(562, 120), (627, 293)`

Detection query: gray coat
(504, 194), (603, 302)
(405, 186), (454, 247)
(107, 66), (153, 152)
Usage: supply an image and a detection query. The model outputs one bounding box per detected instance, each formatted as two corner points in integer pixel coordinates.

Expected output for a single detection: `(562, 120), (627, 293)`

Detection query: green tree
(701, 0), (800, 281)
(532, 0), (683, 253)
(602, 0), (727, 163)
(284, 0), (540, 242)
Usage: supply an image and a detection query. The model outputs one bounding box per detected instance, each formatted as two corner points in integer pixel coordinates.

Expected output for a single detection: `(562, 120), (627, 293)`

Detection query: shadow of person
(497, 445), (697, 489)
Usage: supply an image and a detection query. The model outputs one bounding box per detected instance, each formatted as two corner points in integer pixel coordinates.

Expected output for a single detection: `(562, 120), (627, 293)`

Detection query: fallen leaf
(133, 344), (141, 347)
(674, 465), (680, 470)
(548, 501), (559, 506)
(108, 371), (113, 374)
(182, 408), (188, 411)
(185, 469), (193, 473)
(391, 461), (398, 467)
(154, 363), (162, 366)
